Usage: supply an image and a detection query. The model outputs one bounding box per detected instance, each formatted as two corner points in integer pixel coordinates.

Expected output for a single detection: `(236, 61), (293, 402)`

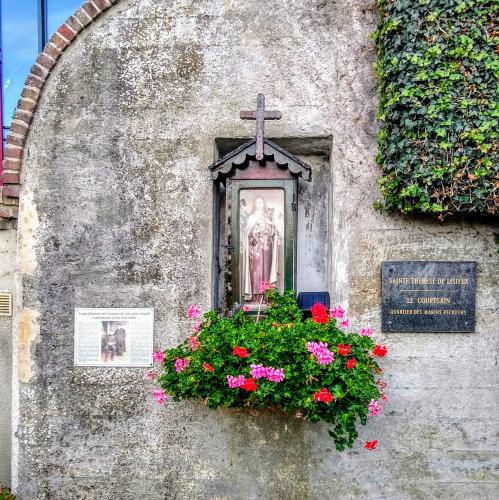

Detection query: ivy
(373, 0), (498, 217)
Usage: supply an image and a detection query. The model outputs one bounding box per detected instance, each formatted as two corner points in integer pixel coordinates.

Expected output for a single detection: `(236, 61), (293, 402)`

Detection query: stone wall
(11, 0), (499, 498)
(0, 230), (15, 486)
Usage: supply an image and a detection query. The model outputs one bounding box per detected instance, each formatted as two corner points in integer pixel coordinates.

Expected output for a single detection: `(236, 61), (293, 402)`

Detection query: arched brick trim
(0, 0), (122, 229)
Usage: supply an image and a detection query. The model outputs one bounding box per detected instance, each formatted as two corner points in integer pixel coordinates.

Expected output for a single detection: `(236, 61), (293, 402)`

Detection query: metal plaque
(382, 261), (476, 333)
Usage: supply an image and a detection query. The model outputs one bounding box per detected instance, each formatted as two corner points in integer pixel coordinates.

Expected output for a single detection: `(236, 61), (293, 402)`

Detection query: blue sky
(1, 0), (82, 128)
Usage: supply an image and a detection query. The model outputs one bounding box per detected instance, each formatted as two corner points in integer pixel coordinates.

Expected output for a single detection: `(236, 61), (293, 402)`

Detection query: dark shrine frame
(229, 179), (297, 307)
(209, 95), (312, 313)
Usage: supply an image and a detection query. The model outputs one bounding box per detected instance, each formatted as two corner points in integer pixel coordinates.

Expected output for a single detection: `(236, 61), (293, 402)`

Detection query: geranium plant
(0, 485), (15, 500)
(150, 289), (388, 451)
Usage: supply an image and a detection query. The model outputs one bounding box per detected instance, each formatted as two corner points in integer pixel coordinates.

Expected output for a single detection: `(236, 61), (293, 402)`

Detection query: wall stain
(19, 189), (40, 275)
(18, 308), (40, 383)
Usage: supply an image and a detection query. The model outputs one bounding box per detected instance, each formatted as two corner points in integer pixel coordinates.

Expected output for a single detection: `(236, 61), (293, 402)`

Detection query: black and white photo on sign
(101, 320), (130, 364)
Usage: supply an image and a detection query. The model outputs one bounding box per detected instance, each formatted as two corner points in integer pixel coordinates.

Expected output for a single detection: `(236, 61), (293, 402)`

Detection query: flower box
(149, 289), (388, 451)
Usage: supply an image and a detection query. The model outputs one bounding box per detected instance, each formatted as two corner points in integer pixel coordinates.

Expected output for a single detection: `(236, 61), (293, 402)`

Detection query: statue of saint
(241, 196), (278, 302)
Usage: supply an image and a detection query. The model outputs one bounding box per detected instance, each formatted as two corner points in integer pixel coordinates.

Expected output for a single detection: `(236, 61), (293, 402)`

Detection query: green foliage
(373, 0), (498, 217)
(0, 485), (15, 500)
(158, 290), (383, 451)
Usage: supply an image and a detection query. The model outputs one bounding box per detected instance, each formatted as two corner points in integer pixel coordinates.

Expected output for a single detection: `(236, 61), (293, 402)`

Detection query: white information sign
(74, 308), (154, 367)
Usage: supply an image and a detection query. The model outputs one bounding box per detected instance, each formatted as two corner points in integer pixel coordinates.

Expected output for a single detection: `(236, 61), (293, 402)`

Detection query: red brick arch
(0, 0), (122, 229)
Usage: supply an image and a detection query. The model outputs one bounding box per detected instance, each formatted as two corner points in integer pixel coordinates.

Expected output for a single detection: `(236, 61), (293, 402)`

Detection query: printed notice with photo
(74, 308), (154, 366)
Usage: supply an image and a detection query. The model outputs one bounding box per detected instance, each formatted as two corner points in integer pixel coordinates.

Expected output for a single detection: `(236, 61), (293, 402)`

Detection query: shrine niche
(210, 94), (315, 312)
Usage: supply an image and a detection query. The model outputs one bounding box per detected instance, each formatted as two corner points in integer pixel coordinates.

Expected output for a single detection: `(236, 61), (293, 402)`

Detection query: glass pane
(1, 0), (38, 128)
(47, 0), (82, 36)
(239, 189), (285, 304)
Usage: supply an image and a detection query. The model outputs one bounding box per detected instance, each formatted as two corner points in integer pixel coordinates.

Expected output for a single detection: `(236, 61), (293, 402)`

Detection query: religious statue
(241, 195), (278, 302)
(209, 94), (312, 311)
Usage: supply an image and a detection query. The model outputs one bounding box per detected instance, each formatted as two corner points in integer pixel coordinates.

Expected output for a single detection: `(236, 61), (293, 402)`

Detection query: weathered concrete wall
(13, 0), (499, 498)
(0, 229), (15, 486)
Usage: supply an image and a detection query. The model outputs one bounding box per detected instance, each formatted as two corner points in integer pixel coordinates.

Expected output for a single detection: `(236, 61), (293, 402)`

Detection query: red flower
(364, 440), (378, 450)
(232, 346), (249, 358)
(372, 345), (388, 357)
(241, 378), (258, 392)
(346, 358), (357, 369)
(202, 363), (214, 372)
(337, 344), (351, 356)
(311, 302), (329, 324)
(314, 388), (334, 404)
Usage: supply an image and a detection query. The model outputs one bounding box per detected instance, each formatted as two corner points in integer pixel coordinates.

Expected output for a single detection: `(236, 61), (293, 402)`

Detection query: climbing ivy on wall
(373, 0), (498, 217)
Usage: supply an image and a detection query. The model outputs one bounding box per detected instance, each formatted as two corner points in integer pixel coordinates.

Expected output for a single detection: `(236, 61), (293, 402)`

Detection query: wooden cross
(240, 94), (282, 161)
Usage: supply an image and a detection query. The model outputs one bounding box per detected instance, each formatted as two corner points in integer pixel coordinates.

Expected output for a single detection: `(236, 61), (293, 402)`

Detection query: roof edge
(209, 138), (312, 181)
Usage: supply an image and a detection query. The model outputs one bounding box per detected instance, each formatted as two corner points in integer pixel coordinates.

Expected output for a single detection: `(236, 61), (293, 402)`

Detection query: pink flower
(307, 341), (334, 365)
(259, 281), (274, 294)
(144, 370), (158, 380)
(266, 367), (285, 383)
(329, 305), (345, 319)
(359, 326), (373, 337)
(174, 357), (190, 373)
(242, 304), (250, 312)
(152, 389), (168, 405)
(187, 304), (201, 319)
(250, 364), (285, 382)
(250, 364), (268, 379)
(368, 399), (383, 416)
(152, 351), (164, 363)
(189, 336), (201, 352)
(340, 319), (350, 328)
(193, 320), (202, 334)
(227, 374), (246, 388)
